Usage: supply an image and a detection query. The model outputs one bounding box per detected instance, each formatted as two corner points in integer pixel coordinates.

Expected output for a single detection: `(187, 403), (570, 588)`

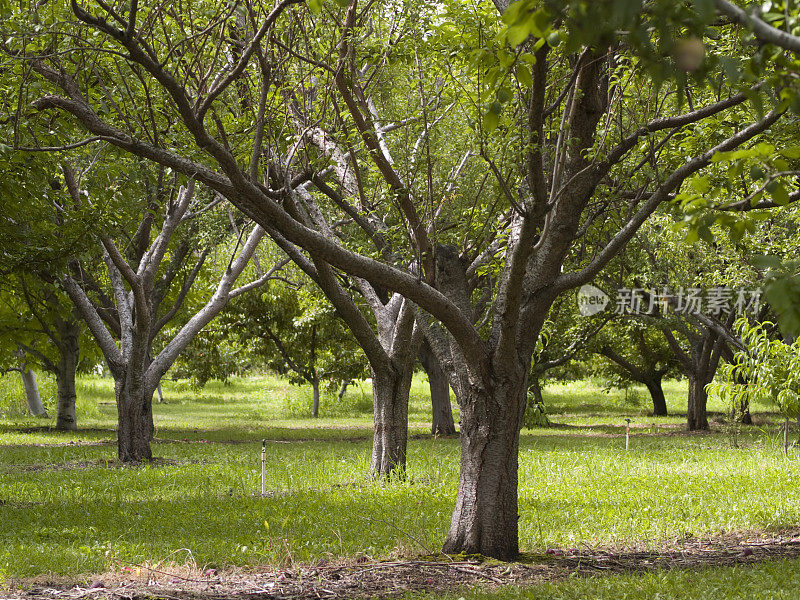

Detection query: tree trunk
(687, 375), (709, 430)
(420, 340), (456, 436)
(54, 321), (80, 431)
(370, 365), (412, 477)
(644, 376), (667, 416)
(442, 369), (527, 560)
(55, 368), (78, 430)
(338, 380), (351, 402)
(21, 368), (48, 417)
(529, 375), (543, 406)
(311, 376), (320, 418)
(731, 396), (753, 425)
(115, 372), (154, 462)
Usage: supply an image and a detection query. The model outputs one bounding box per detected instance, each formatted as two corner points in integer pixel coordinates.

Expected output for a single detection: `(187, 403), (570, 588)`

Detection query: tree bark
(21, 368), (48, 417)
(442, 370), (527, 560)
(420, 340), (456, 436)
(114, 370), (154, 462)
(55, 367), (78, 430)
(311, 375), (320, 418)
(369, 365), (412, 477)
(644, 376), (668, 416)
(687, 374), (709, 431)
(54, 319), (80, 430)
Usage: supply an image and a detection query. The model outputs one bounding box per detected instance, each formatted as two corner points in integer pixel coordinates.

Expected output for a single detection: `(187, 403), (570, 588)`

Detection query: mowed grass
(1, 374), (799, 581)
(418, 559), (800, 600)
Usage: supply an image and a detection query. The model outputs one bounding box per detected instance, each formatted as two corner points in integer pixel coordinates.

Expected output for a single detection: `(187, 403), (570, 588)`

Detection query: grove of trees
(2, 0), (800, 561)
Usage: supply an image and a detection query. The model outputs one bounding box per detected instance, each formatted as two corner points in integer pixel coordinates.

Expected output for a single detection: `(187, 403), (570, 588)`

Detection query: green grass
(415, 559), (800, 599)
(1, 374), (798, 583)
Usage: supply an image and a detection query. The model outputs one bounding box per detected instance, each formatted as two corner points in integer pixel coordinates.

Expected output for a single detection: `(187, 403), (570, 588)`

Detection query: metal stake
(261, 439), (266, 496)
(625, 418), (631, 451)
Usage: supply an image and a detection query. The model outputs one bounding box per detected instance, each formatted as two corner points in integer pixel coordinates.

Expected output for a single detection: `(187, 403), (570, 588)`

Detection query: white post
(261, 439), (266, 496)
(625, 419), (631, 451)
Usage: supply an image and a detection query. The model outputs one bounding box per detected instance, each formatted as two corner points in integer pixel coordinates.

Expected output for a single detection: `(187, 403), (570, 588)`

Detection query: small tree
(592, 319), (681, 416)
(711, 318), (800, 443)
(223, 276), (368, 418)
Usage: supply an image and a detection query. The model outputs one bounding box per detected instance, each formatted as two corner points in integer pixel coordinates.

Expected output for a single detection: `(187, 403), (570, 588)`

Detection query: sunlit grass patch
(1, 374), (797, 579)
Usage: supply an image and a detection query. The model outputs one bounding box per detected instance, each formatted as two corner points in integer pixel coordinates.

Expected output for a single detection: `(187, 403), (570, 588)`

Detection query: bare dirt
(5, 529), (800, 600)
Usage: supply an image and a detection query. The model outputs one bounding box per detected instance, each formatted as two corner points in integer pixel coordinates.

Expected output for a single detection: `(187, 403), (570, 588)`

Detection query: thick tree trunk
(687, 375), (709, 431)
(55, 369), (78, 430)
(644, 376), (667, 416)
(115, 372), (154, 462)
(370, 366), (412, 477)
(54, 322), (80, 430)
(442, 370), (527, 560)
(420, 340), (456, 436)
(311, 376), (320, 418)
(21, 368), (48, 417)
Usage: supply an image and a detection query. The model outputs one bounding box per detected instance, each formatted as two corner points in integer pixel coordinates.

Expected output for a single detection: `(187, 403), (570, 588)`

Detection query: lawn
(2, 372), (800, 599)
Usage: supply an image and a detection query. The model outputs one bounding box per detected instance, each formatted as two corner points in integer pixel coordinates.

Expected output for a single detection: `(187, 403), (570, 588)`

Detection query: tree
(712, 317), (800, 440)
(0, 148), (101, 429)
(44, 155), (272, 461)
(0, 275), (94, 429)
(224, 274), (368, 418)
(591, 319), (680, 416)
(8, 0), (786, 559)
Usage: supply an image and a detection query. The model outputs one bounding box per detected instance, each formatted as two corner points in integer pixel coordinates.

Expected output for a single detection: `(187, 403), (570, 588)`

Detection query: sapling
(711, 318), (800, 453)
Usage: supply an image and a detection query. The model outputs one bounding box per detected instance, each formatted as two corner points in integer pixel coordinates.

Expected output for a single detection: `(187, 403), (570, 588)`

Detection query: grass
(1, 373), (799, 589)
(416, 559), (800, 599)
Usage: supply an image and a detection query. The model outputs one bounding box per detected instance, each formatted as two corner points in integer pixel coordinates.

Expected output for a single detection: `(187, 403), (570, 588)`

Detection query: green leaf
(781, 146), (800, 159)
(691, 176), (710, 194)
(530, 8), (551, 38)
(752, 254), (785, 269)
(507, 24), (532, 47)
(308, 0), (322, 13)
(516, 64), (532, 88)
(496, 86), (513, 104)
(711, 148), (758, 162)
(749, 165), (765, 180)
(698, 225), (714, 243)
(693, 0), (715, 21)
(483, 106), (501, 134)
(718, 56), (741, 83)
(770, 183), (791, 206)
